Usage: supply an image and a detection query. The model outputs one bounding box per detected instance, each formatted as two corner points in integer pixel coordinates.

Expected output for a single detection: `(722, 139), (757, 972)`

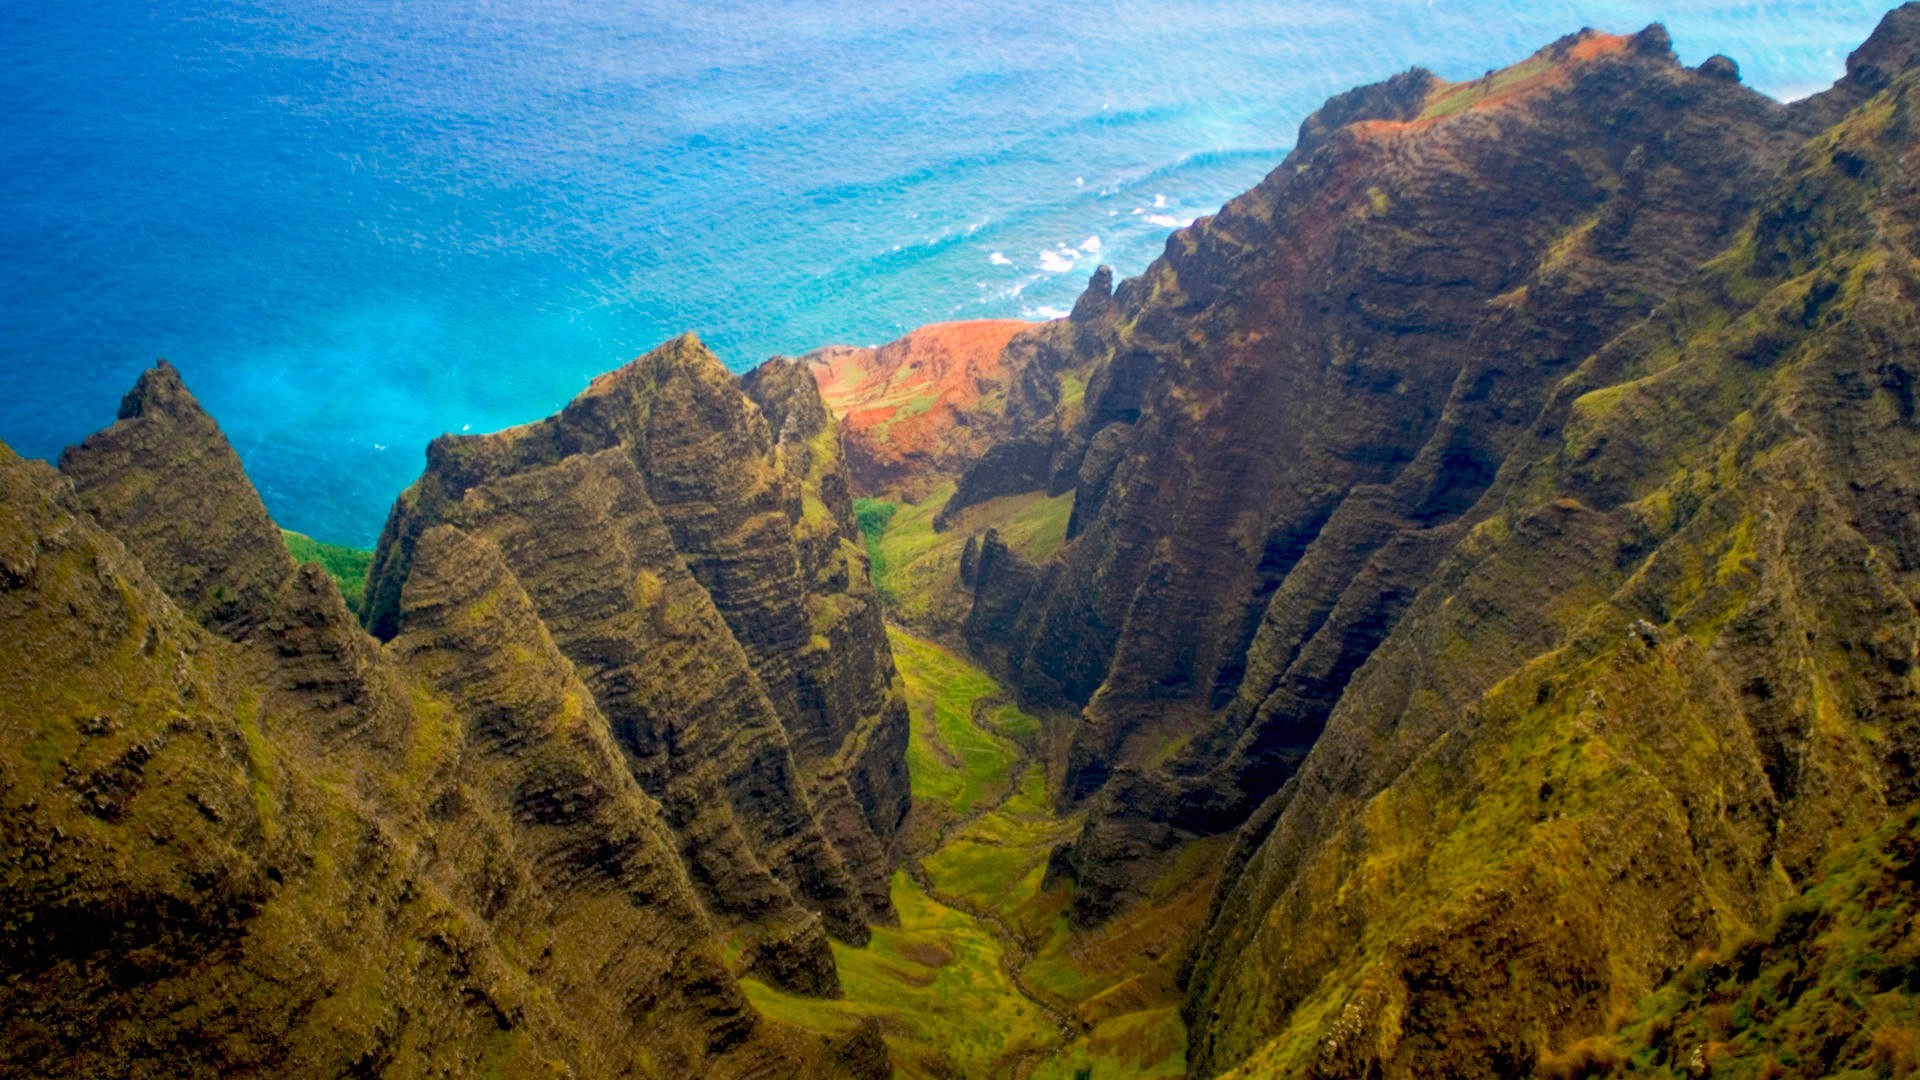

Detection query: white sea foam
(1025, 305), (1071, 320)
(1038, 248), (1077, 273)
(988, 251), (1013, 266)
(1146, 214), (1181, 228)
(1154, 193), (1168, 208)
(1080, 235), (1103, 253)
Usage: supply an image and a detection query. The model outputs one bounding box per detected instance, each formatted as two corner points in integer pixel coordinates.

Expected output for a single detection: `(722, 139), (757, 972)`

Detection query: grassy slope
(1598, 804), (1920, 1078)
(745, 873), (1060, 1078)
(746, 627), (1207, 1079)
(280, 529), (373, 616)
(859, 482), (1074, 636)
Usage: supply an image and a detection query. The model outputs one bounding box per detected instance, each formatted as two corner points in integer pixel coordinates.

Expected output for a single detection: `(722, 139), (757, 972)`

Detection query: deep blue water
(0, 1), (1902, 544)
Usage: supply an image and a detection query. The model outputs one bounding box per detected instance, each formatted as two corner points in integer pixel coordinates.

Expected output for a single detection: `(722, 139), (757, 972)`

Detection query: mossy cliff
(363, 337), (909, 968)
(1181, 28), (1920, 1072)
(14, 9), (1920, 1079)
(0, 353), (898, 1076)
(828, 7), (1920, 1077)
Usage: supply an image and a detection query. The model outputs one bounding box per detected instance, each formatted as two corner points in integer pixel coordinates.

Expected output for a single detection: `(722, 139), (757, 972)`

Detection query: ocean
(0, 0), (1901, 545)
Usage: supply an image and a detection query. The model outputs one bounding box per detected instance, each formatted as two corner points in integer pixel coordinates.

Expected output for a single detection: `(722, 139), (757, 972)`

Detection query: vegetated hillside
(0, 356), (896, 1077)
(1188, 31), (1920, 1073)
(818, 8), (1920, 1077)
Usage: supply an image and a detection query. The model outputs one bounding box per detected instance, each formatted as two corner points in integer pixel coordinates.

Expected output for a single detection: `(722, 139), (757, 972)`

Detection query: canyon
(7, 7), (1920, 1078)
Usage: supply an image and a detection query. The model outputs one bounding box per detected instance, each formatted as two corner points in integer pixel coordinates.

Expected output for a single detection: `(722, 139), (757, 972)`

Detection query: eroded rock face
(1186, 47), (1920, 1068)
(365, 335), (908, 957)
(59, 360), (295, 637)
(797, 10), (1920, 1075)
(950, 25), (1832, 924)
(0, 423), (855, 1076)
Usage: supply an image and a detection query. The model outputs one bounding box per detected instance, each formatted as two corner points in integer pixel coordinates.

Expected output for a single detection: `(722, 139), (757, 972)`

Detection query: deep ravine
(741, 626), (1218, 1079)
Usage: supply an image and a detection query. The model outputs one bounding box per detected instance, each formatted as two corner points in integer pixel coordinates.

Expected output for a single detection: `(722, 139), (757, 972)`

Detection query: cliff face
(58, 361), (296, 638)
(0, 356), (894, 1075)
(954, 25), (1835, 920)
(364, 335), (910, 962)
(813, 8), (1920, 1076)
(1186, 37), (1920, 1070)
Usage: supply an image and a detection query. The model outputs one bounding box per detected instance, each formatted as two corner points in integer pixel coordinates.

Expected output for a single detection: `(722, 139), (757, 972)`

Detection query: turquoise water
(0, 1), (1900, 544)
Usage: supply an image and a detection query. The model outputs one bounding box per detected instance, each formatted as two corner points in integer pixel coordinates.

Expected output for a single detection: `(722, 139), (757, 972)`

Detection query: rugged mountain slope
(1182, 28), (1920, 1074)
(364, 334), (910, 970)
(799, 8), (1920, 1077)
(952, 23), (1859, 923)
(59, 361), (296, 637)
(16, 10), (1920, 1079)
(0, 364), (877, 1075)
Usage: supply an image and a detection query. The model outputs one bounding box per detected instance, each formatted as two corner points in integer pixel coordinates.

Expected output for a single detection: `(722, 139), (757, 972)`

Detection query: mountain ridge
(9, 9), (1920, 1078)
(816, 8), (1920, 1076)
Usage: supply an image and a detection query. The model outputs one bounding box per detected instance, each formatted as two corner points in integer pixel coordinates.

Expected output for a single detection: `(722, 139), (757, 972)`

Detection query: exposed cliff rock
(58, 360), (295, 637)
(364, 335), (909, 961)
(1171, 13), (1920, 1076)
(0, 425), (855, 1076)
(951, 24), (1834, 929)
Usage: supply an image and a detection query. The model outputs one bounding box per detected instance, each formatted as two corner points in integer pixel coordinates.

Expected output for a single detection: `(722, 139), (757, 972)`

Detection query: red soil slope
(806, 319), (1036, 497)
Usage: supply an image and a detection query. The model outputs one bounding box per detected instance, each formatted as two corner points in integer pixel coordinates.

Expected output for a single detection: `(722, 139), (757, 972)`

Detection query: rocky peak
(113, 359), (198, 421)
(1289, 67), (1438, 160)
(366, 334), (910, 960)
(58, 360), (294, 638)
(1070, 264), (1116, 322)
(1792, 2), (1920, 125)
(1845, 1), (1920, 94)
(1629, 22), (1674, 59)
(742, 354), (833, 444)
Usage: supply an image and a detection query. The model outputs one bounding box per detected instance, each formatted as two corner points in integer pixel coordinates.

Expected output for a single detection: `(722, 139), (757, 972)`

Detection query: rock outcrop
(0, 357), (896, 1076)
(59, 360), (295, 637)
(364, 334), (909, 962)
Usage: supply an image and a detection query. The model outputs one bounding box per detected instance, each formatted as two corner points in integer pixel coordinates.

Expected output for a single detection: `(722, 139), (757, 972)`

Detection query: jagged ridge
(0, 345), (903, 1075)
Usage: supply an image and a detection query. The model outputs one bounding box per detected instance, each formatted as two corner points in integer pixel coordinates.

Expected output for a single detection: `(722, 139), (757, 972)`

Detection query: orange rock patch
(807, 319), (1037, 495)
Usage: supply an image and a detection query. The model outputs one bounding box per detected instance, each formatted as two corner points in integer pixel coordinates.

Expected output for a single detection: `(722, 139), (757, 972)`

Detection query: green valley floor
(744, 628), (1224, 1080)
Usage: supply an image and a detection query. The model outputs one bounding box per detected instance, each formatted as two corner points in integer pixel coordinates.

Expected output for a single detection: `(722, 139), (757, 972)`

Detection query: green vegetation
(889, 628), (1024, 817)
(744, 874), (1060, 1079)
(852, 497), (896, 593)
(1419, 52), (1556, 121)
(281, 529), (373, 615)
(749, 625), (1202, 1079)
(1602, 805), (1920, 1078)
(861, 482), (1074, 634)
(923, 765), (1076, 923)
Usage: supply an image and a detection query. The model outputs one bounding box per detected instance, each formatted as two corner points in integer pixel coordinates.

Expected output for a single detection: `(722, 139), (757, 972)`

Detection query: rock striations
(843, 7), (1920, 1076)
(0, 344), (904, 1076)
(14, 8), (1920, 1079)
(364, 335), (909, 964)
